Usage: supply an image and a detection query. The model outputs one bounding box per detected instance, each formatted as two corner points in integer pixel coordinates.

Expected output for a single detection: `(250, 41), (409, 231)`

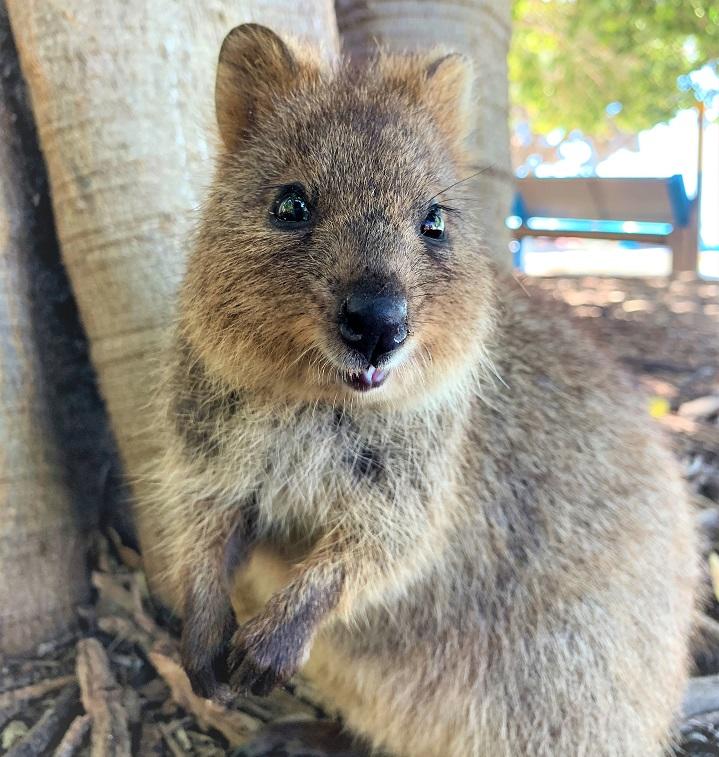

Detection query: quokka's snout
(336, 277), (409, 391)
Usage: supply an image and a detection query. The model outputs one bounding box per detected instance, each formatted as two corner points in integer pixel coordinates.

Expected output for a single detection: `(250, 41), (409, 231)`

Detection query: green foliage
(511, 0), (719, 136)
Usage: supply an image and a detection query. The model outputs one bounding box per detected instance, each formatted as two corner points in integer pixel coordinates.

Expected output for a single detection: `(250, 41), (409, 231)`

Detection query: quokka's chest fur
(169, 342), (467, 540)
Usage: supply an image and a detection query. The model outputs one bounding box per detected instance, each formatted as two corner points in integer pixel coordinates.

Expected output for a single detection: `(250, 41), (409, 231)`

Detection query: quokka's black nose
(339, 289), (408, 365)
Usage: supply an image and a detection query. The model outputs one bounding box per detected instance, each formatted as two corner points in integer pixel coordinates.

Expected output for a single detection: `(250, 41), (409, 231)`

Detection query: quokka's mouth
(343, 365), (388, 392)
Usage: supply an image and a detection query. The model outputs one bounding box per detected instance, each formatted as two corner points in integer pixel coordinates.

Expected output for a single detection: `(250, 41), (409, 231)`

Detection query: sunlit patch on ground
(519, 238), (719, 280)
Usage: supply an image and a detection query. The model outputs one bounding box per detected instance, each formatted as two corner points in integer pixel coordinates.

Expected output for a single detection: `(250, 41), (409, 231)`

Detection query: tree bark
(0, 4), (89, 654)
(4, 1), (339, 605)
(335, 0), (514, 268)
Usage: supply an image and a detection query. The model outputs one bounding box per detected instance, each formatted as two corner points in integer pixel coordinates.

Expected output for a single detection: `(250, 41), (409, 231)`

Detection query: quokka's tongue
(359, 366), (386, 387)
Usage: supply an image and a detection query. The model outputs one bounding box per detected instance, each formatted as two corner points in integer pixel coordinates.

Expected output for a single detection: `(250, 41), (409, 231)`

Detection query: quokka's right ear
(215, 24), (302, 151)
(421, 52), (475, 146)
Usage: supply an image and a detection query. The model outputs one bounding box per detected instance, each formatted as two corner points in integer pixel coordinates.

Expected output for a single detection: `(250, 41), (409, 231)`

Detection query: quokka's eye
(271, 187), (311, 226)
(420, 205), (445, 240)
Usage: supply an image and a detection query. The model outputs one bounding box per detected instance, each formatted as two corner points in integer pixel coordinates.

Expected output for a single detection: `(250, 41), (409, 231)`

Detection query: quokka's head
(182, 23), (497, 407)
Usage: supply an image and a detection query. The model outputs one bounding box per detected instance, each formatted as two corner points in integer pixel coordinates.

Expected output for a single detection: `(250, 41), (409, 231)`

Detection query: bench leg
(670, 210), (699, 277)
(511, 235), (524, 271)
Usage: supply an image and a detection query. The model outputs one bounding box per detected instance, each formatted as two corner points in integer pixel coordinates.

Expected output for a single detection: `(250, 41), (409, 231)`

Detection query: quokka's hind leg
(303, 591), (690, 757)
(483, 603), (689, 757)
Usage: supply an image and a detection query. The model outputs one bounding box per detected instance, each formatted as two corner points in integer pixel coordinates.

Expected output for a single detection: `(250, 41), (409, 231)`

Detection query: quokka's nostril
(393, 323), (408, 345)
(339, 290), (408, 364)
(339, 305), (363, 343)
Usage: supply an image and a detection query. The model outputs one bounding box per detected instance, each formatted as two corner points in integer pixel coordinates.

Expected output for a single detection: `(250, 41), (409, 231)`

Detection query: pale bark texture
(335, 0), (514, 267)
(0, 6), (88, 654)
(4, 1), (338, 600)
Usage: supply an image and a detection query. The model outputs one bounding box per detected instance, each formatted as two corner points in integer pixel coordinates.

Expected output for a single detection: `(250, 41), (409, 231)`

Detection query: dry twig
(5, 684), (79, 757)
(148, 646), (260, 746)
(93, 571), (261, 746)
(157, 721), (187, 757)
(0, 675), (76, 709)
(76, 638), (131, 757)
(53, 714), (91, 757)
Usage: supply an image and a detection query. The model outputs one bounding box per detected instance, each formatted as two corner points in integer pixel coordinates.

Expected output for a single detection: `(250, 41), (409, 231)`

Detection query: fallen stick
(148, 646), (260, 746)
(97, 614), (156, 654)
(137, 723), (162, 754)
(94, 569), (322, 745)
(659, 414), (719, 454)
(92, 571), (174, 645)
(76, 638), (131, 757)
(158, 722), (187, 757)
(98, 614), (259, 746)
(0, 675), (76, 709)
(53, 714), (91, 757)
(6, 684), (79, 757)
(679, 395), (719, 421)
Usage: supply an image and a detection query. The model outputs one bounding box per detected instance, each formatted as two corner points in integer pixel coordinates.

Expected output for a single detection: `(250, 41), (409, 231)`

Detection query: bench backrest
(512, 175), (691, 228)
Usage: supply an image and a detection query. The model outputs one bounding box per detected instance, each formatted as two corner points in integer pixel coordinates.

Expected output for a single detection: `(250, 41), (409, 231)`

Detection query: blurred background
(510, 0), (718, 278)
(0, 1), (718, 755)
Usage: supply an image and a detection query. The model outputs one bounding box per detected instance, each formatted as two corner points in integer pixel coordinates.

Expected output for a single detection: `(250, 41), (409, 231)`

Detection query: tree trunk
(335, 0), (514, 268)
(4, 1), (338, 606)
(0, 5), (89, 654)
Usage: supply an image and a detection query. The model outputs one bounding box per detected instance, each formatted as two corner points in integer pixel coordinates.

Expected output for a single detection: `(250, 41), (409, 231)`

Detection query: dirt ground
(2, 274), (719, 757)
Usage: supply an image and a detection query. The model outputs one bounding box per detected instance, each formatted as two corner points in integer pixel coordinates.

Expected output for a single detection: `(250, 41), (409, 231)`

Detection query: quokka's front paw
(228, 614), (310, 696)
(180, 604), (237, 701)
(184, 658), (224, 701)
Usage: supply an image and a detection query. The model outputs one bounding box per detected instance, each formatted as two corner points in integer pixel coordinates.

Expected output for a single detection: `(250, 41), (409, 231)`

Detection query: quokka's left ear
(421, 52), (475, 145)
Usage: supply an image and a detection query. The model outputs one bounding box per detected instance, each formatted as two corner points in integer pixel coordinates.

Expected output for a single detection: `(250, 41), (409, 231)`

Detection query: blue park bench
(510, 175), (699, 276)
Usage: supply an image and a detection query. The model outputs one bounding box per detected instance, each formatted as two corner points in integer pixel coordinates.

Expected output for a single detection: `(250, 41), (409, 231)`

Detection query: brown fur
(141, 24), (698, 756)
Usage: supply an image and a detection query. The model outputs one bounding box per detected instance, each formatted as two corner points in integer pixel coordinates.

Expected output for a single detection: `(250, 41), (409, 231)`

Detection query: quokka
(140, 23), (698, 756)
